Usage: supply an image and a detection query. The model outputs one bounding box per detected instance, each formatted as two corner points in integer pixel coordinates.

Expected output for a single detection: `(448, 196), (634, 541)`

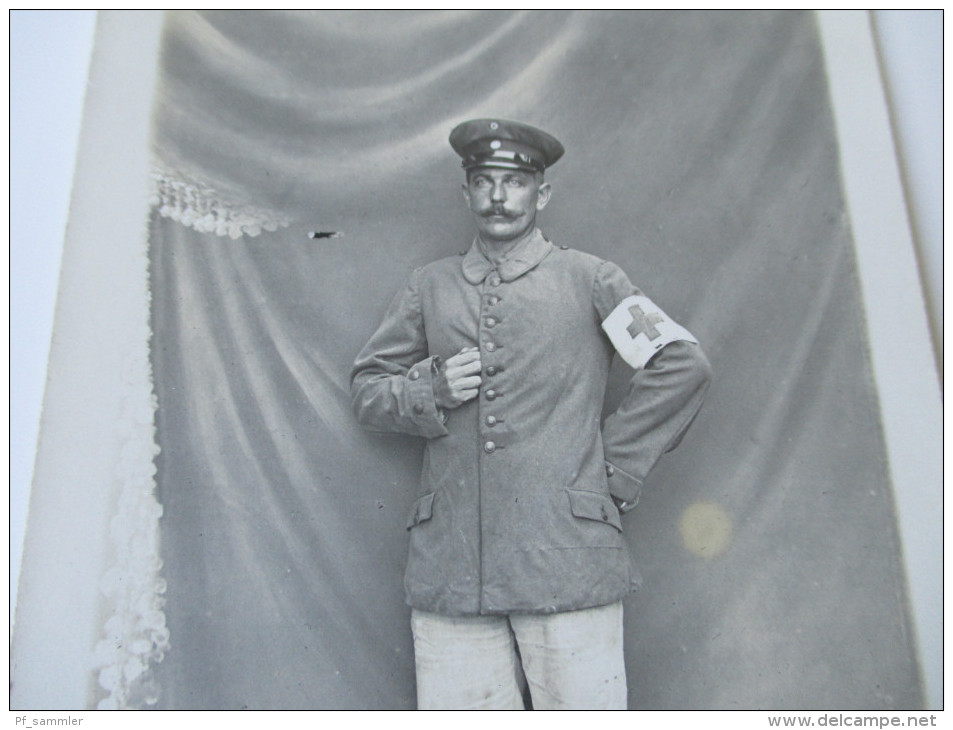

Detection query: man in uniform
(350, 119), (712, 710)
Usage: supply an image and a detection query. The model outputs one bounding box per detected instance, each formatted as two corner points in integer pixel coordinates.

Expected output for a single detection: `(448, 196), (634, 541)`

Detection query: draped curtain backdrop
(146, 10), (921, 710)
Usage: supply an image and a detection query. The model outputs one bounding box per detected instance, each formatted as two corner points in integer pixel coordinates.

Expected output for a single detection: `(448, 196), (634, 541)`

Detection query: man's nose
(490, 182), (506, 202)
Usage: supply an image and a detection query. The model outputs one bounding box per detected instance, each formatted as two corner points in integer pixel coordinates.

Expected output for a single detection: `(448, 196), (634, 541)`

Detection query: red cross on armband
(626, 304), (664, 341)
(601, 295), (698, 370)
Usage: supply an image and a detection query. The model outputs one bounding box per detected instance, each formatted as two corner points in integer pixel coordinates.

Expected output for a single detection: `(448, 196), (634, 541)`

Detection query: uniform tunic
(351, 229), (711, 616)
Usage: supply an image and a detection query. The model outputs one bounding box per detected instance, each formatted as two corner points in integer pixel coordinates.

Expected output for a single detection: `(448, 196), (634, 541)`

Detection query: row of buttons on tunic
(482, 272), (503, 454)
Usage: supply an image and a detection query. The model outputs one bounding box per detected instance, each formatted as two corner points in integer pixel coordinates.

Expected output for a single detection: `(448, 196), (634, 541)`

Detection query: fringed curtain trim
(150, 164), (290, 239)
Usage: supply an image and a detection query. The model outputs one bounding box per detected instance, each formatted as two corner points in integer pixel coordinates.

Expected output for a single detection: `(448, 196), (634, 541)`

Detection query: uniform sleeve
(349, 269), (450, 439)
(593, 261), (712, 511)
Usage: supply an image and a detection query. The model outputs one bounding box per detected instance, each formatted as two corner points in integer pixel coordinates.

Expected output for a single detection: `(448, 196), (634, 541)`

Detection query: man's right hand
(433, 347), (482, 409)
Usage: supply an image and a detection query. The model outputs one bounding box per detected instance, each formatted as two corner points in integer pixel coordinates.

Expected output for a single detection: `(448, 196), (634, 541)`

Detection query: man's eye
(506, 178), (525, 187)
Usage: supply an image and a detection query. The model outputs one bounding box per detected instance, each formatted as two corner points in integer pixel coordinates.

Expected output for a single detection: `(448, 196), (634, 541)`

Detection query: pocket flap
(567, 489), (622, 532)
(406, 492), (435, 530)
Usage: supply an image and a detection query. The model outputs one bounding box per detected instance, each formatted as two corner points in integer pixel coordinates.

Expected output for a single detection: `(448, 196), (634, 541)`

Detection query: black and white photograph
(10, 9), (942, 720)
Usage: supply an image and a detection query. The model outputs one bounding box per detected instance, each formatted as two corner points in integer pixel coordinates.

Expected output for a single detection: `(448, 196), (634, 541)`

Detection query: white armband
(601, 295), (698, 370)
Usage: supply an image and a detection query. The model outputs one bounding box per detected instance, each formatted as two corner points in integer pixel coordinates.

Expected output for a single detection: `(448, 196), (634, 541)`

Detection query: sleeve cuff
(605, 461), (642, 513)
(406, 357), (450, 439)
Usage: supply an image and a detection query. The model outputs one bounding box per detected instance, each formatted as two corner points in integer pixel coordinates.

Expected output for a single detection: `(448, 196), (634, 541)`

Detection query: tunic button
(488, 274), (501, 287)
(485, 317), (497, 328)
(409, 370), (420, 381)
(486, 365), (498, 376)
(485, 389), (497, 400)
(485, 415), (498, 426)
(413, 404), (424, 415)
(485, 342), (496, 352)
(484, 441), (496, 454)
(606, 464), (615, 477)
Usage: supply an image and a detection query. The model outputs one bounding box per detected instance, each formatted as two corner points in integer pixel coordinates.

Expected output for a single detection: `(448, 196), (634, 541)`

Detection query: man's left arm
(594, 261), (713, 513)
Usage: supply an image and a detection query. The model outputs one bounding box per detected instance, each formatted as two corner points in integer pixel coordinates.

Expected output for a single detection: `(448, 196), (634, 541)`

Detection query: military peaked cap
(449, 118), (565, 173)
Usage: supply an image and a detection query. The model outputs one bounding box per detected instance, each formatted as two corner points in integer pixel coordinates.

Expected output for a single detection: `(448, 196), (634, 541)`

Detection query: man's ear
(461, 183), (471, 206)
(536, 181), (552, 211)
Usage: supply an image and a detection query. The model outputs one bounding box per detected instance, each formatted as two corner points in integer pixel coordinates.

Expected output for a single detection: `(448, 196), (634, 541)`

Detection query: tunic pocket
(406, 491), (435, 530)
(567, 488), (622, 532)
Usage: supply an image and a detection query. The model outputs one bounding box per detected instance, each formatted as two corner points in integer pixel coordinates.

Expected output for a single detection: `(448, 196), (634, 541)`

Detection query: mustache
(478, 205), (520, 220)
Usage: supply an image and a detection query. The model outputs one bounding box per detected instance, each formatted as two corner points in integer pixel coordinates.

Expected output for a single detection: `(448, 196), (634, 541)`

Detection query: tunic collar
(461, 228), (554, 285)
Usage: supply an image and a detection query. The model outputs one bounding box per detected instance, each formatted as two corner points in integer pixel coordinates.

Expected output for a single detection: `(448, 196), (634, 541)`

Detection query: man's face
(462, 167), (552, 245)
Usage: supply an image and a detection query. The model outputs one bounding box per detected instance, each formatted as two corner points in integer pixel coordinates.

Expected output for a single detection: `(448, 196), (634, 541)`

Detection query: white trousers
(410, 601), (627, 710)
